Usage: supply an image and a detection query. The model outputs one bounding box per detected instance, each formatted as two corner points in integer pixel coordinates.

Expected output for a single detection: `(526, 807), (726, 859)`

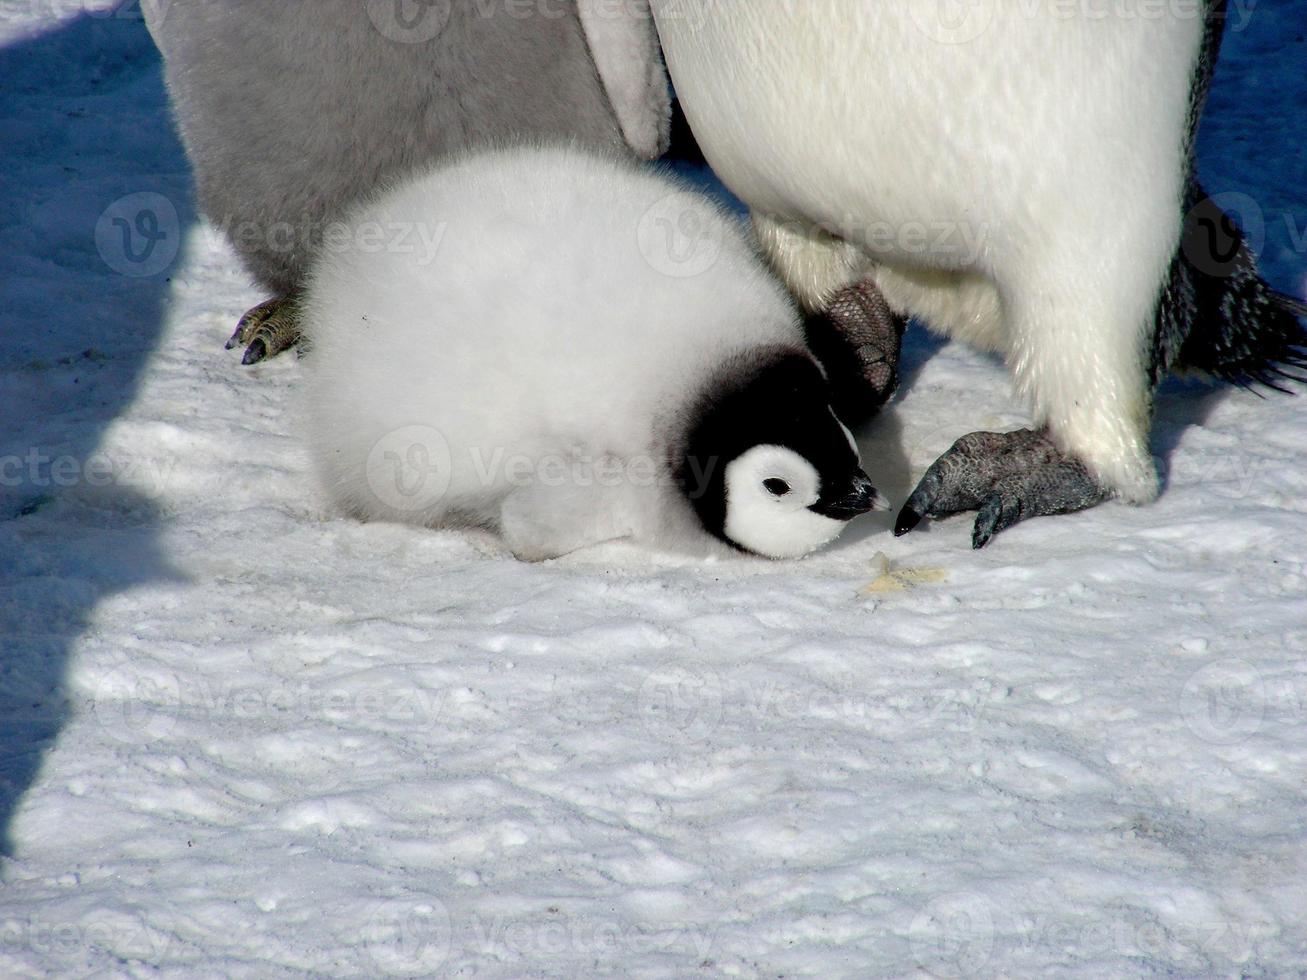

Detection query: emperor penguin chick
(300, 146), (880, 561)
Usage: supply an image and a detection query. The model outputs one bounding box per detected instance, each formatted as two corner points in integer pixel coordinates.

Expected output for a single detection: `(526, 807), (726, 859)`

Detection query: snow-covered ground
(3, 2), (1306, 976)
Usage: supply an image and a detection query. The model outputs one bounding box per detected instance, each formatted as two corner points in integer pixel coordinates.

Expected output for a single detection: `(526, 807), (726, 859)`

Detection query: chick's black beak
(812, 470), (881, 520)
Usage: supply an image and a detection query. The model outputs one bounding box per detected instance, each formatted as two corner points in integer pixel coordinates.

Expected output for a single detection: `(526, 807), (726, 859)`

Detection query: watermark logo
(104, 0), (174, 26)
(907, 1), (1263, 46)
(215, 214), (447, 265)
(637, 191), (724, 278)
(1181, 191), (1265, 280)
(768, 214), (991, 268)
(84, 671), (448, 747)
(468, 910), (715, 960)
(0, 913), (175, 964)
(33, 0), (174, 26)
(366, 0), (452, 43)
(85, 662), (182, 745)
(95, 191), (181, 278)
(365, 425), (454, 513)
(648, 0), (712, 33)
(0, 448), (177, 494)
(1181, 658), (1265, 745)
(362, 899), (453, 976)
(909, 0), (993, 45)
(909, 891), (997, 978)
(637, 662), (723, 743)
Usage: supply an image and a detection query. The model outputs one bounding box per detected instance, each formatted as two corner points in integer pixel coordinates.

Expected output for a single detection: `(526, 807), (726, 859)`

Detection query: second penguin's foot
(227, 292), (304, 365)
(894, 428), (1111, 549)
(804, 278), (907, 427)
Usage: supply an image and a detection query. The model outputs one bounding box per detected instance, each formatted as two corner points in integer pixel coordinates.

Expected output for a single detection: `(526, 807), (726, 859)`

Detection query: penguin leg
(225, 291), (304, 365)
(752, 211), (904, 424)
(894, 429), (1110, 549)
(751, 211), (872, 311)
(873, 265), (1004, 354)
(895, 210), (1170, 546)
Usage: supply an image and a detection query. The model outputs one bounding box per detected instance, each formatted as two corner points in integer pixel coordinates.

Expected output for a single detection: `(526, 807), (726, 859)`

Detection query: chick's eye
(763, 478), (791, 497)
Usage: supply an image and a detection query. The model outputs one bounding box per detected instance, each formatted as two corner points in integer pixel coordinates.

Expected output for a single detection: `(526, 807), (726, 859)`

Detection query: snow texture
(2, 2), (1306, 976)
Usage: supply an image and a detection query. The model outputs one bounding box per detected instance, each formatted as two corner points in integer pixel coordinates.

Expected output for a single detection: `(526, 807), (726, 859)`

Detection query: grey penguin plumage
(142, 0), (671, 362)
(645, 0), (1306, 547)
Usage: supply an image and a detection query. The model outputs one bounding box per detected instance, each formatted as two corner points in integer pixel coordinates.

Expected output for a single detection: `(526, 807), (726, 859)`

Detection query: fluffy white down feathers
(299, 145), (826, 559)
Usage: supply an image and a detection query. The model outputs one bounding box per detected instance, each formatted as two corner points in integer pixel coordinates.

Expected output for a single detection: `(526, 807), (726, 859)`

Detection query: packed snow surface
(2, 2), (1306, 976)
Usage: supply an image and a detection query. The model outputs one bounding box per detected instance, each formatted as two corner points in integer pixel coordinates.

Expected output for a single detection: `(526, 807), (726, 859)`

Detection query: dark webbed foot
(804, 279), (907, 426)
(226, 291), (303, 364)
(894, 429), (1111, 548)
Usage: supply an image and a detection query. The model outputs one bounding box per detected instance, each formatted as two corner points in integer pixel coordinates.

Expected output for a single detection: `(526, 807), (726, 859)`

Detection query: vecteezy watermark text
(212, 214), (448, 266)
(0, 449), (175, 492)
(363, 426), (717, 514)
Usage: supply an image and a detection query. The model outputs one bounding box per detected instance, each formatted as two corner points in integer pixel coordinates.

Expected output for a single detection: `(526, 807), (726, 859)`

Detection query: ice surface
(2, 2), (1306, 976)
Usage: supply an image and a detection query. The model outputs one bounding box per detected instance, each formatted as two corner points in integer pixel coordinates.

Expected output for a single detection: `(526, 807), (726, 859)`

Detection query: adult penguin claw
(897, 428), (1111, 547)
(893, 505), (922, 537)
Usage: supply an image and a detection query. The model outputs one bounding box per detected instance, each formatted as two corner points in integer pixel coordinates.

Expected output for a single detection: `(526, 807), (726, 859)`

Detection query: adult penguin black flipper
(1158, 180), (1307, 393)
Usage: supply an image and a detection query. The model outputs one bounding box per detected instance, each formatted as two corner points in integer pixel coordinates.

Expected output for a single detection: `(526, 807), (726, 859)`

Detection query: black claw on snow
(241, 339), (267, 365)
(893, 505), (922, 537)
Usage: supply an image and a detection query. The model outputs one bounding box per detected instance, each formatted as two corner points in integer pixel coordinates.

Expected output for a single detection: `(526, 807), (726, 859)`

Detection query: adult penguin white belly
(649, 1), (1307, 547)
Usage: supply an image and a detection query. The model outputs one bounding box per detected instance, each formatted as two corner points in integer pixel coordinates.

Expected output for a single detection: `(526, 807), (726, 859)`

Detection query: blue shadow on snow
(0, 8), (191, 860)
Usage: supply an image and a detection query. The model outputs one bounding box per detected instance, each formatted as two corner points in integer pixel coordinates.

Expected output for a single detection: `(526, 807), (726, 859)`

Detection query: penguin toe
(971, 492), (1024, 550)
(241, 338), (268, 365)
(892, 504), (923, 537)
(228, 292), (304, 364)
(898, 428), (1111, 547)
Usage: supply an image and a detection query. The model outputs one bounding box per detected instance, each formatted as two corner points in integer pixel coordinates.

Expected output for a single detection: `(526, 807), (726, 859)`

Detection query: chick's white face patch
(723, 445), (846, 559)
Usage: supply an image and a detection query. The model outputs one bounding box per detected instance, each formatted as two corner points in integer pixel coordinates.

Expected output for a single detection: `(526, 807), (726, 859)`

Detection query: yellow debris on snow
(860, 552), (949, 595)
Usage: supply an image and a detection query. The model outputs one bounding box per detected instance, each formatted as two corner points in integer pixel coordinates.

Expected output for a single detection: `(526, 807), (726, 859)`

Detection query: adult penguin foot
(894, 428), (1111, 548)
